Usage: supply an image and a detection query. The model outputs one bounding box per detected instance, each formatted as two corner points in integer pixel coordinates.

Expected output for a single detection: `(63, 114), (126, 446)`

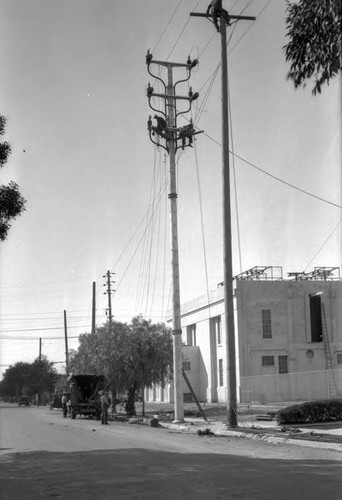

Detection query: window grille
(186, 324), (196, 346)
(212, 316), (222, 344)
(262, 309), (272, 338)
(218, 359), (224, 386)
(262, 355), (274, 367)
(182, 361), (191, 371)
(278, 355), (288, 374)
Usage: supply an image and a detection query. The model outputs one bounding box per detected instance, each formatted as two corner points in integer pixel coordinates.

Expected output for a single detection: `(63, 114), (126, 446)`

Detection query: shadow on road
(0, 448), (341, 500)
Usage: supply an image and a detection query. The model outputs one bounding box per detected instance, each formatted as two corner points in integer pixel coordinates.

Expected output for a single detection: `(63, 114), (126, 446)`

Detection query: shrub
(277, 399), (342, 425)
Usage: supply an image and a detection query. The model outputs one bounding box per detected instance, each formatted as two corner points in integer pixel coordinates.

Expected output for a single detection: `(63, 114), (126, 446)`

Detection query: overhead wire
(152, 0), (184, 53)
(202, 131), (342, 209)
(227, 65), (243, 273)
(166, 0), (202, 61)
(148, 154), (165, 318)
(134, 147), (159, 313)
(141, 149), (160, 316)
(303, 219), (342, 272)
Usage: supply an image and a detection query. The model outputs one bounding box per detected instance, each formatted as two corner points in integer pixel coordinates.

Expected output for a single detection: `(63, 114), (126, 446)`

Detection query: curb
(215, 429), (342, 452)
(162, 422), (342, 452)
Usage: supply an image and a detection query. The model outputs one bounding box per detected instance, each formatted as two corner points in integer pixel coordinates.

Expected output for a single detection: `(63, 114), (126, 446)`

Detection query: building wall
(150, 275), (342, 405)
(237, 280), (342, 377)
(236, 279), (342, 402)
(179, 287), (228, 403)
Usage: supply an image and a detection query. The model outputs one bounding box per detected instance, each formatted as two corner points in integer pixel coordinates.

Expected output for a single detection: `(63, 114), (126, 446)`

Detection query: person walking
(100, 391), (110, 425)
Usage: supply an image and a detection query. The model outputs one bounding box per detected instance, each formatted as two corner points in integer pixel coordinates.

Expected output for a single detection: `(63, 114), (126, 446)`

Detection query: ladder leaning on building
(321, 303), (338, 399)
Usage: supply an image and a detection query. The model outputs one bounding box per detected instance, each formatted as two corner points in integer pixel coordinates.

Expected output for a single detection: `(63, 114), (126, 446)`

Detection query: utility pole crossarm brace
(190, 12), (256, 21)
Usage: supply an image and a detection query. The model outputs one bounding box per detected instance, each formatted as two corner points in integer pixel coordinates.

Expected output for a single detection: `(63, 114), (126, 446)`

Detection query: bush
(277, 399), (342, 425)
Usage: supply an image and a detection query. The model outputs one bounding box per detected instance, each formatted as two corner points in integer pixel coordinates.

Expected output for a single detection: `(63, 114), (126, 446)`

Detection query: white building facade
(146, 266), (342, 404)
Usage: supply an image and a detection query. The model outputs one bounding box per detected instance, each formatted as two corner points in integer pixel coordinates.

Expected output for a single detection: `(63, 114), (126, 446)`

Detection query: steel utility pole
(64, 310), (69, 377)
(103, 270), (115, 327)
(190, 6), (255, 428)
(92, 281), (96, 334)
(146, 50), (202, 423)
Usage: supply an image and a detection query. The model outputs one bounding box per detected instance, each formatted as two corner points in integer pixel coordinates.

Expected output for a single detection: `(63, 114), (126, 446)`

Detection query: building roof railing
(287, 267), (340, 281)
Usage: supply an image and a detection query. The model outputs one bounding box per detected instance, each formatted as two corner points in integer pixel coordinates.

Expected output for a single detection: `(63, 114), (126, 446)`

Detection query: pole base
(172, 419), (185, 424)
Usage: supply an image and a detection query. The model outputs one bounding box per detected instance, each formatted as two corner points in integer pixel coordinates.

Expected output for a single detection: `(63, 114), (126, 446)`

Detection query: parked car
(49, 393), (63, 410)
(18, 396), (31, 407)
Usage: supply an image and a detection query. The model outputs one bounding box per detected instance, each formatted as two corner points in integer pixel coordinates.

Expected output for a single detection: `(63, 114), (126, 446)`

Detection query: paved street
(1, 403), (341, 499)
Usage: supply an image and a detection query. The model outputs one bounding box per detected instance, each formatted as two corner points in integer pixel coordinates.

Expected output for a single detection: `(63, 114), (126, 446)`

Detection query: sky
(0, 0), (341, 380)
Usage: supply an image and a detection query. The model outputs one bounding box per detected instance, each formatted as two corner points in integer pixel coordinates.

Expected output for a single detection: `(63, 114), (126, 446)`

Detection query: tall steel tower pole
(166, 63), (183, 423)
(146, 52), (201, 423)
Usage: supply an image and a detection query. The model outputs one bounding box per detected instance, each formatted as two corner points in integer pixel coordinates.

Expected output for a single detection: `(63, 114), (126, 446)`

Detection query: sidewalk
(160, 417), (342, 452)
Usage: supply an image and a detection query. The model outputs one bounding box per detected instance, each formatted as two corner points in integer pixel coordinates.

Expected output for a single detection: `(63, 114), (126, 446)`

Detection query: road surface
(0, 403), (341, 499)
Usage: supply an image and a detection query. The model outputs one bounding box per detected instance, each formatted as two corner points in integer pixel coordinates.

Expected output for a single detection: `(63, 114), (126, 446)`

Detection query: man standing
(100, 391), (110, 425)
(206, 1), (229, 32)
(61, 393), (68, 418)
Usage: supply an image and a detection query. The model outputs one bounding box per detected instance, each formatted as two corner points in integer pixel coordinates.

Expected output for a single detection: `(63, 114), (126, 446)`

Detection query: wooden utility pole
(92, 281), (96, 334)
(38, 337), (42, 406)
(146, 51), (201, 423)
(103, 271), (115, 326)
(190, 7), (255, 428)
(64, 310), (69, 377)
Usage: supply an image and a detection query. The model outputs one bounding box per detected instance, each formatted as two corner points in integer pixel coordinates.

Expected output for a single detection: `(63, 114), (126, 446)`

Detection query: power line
(0, 309), (91, 317)
(304, 219), (342, 271)
(0, 335), (80, 340)
(152, 0), (184, 52)
(202, 131), (342, 209)
(0, 325), (91, 333)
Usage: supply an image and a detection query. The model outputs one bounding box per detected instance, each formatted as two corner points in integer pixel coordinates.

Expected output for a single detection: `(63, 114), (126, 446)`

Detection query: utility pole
(146, 50), (202, 423)
(190, 6), (255, 428)
(92, 281), (96, 335)
(38, 337), (42, 406)
(64, 310), (69, 377)
(103, 270), (115, 327)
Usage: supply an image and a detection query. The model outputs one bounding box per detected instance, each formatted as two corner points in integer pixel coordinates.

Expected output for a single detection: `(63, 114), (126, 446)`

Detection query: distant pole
(64, 310), (69, 377)
(190, 7), (255, 429)
(92, 281), (96, 334)
(103, 271), (115, 327)
(38, 338), (42, 406)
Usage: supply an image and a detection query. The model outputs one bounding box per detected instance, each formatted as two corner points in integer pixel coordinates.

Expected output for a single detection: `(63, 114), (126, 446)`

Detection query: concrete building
(236, 266), (342, 403)
(146, 266), (342, 405)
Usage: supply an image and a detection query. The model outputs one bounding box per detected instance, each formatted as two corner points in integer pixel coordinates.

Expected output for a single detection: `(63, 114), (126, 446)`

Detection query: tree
(0, 356), (57, 402)
(284, 0), (341, 95)
(69, 316), (173, 417)
(0, 114), (26, 240)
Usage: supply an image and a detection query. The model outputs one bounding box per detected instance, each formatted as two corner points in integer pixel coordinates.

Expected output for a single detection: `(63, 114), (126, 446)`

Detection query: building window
(262, 355), (274, 367)
(211, 316), (222, 344)
(182, 361), (191, 371)
(309, 295), (323, 342)
(337, 353), (342, 365)
(186, 324), (196, 346)
(218, 359), (224, 386)
(183, 393), (193, 403)
(278, 355), (288, 374)
(262, 309), (272, 339)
